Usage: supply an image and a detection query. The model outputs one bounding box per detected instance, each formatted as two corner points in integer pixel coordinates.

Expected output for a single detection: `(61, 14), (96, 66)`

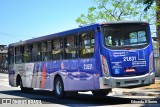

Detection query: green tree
(156, 0), (160, 50)
(140, 0), (156, 11)
(76, 0), (155, 26)
(139, 0), (160, 48)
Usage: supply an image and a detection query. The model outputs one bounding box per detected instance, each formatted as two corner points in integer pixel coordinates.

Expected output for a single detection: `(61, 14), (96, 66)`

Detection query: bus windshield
(103, 23), (149, 48)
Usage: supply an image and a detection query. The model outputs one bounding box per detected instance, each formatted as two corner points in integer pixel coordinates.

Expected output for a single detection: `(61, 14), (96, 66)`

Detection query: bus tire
(54, 77), (66, 98)
(20, 79), (27, 93)
(92, 89), (111, 97)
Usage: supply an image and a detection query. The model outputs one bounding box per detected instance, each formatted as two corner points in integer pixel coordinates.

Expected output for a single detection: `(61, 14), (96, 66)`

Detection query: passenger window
(24, 44), (32, 63)
(32, 43), (41, 62)
(15, 46), (24, 64)
(64, 34), (78, 59)
(8, 47), (14, 65)
(79, 30), (95, 58)
(41, 41), (52, 61)
(15, 46), (23, 64)
(52, 38), (64, 60)
(46, 41), (52, 61)
(47, 41), (52, 51)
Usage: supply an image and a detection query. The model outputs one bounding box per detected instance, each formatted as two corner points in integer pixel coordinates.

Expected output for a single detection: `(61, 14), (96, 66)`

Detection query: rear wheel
(54, 77), (66, 98)
(20, 79), (27, 93)
(92, 89), (111, 97)
(20, 79), (33, 93)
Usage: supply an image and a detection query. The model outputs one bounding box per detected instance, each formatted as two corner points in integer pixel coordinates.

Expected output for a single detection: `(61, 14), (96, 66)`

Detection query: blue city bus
(8, 21), (155, 97)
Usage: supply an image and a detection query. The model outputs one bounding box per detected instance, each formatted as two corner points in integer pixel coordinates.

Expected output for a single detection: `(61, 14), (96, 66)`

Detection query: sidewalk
(141, 77), (160, 90)
(112, 77), (160, 97)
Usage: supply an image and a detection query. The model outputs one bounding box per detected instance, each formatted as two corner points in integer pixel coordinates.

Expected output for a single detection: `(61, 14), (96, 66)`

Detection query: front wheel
(92, 89), (111, 97)
(54, 77), (66, 98)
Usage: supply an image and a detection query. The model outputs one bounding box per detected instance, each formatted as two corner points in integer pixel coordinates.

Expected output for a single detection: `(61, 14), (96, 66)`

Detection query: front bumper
(99, 72), (155, 89)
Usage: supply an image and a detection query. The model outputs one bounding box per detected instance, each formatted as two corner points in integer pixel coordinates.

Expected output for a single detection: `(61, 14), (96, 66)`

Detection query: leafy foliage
(137, 0), (155, 11)
(76, 0), (156, 26)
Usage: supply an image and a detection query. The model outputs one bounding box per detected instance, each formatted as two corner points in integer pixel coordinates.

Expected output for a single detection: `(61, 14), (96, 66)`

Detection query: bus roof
(100, 21), (148, 25)
(9, 21), (148, 47)
(9, 23), (100, 47)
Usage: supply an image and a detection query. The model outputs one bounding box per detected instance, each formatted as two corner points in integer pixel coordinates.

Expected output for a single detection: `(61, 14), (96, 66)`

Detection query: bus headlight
(101, 55), (109, 76)
(149, 52), (154, 73)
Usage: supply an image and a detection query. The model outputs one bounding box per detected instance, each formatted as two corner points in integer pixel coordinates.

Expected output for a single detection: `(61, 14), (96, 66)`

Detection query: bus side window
(32, 43), (41, 62)
(41, 42), (47, 61)
(79, 30), (95, 58)
(24, 44), (32, 63)
(8, 47), (14, 65)
(15, 46), (24, 64)
(46, 41), (52, 61)
(52, 38), (64, 60)
(64, 34), (78, 59)
(41, 41), (52, 61)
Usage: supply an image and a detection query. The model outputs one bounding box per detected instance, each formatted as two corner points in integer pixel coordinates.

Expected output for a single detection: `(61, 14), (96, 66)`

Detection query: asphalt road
(0, 73), (159, 107)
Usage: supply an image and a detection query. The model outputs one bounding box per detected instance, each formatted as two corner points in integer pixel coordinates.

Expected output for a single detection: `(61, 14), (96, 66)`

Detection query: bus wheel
(92, 89), (111, 97)
(54, 77), (66, 98)
(20, 80), (33, 92)
(20, 79), (27, 93)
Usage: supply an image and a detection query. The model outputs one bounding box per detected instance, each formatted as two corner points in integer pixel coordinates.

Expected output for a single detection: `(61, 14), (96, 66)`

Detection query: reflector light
(101, 55), (109, 76)
(149, 52), (154, 73)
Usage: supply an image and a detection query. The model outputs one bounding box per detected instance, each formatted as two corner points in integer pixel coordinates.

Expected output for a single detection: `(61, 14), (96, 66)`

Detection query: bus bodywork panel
(9, 58), (101, 91)
(99, 47), (155, 88)
(99, 22), (155, 88)
(108, 47), (152, 77)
